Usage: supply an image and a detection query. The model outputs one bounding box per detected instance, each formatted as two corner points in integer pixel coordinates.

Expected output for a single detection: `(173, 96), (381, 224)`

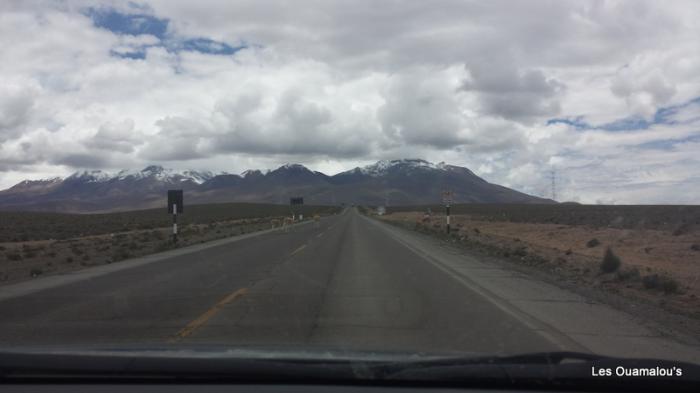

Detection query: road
(0, 208), (698, 362)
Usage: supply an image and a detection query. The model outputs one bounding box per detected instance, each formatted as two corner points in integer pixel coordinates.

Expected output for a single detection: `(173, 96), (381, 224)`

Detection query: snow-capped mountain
(68, 166), (216, 185)
(354, 159), (448, 176)
(0, 160), (553, 212)
(338, 159), (473, 177)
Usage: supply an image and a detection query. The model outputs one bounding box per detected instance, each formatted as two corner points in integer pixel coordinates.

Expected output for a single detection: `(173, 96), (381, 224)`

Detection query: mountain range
(0, 159), (553, 213)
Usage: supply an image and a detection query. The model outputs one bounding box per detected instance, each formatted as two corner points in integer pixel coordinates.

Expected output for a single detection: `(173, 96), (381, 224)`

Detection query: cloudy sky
(1, 0), (699, 204)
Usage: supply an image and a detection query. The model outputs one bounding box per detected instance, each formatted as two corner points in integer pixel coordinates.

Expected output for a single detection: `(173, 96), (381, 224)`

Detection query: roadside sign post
(168, 190), (184, 243)
(442, 191), (453, 234)
(172, 204), (178, 243)
(289, 197), (304, 229)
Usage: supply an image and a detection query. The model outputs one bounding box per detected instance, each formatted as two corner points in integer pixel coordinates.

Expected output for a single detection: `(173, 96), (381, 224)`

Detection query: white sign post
(172, 204), (178, 243)
(442, 191), (453, 234)
(167, 189), (184, 244)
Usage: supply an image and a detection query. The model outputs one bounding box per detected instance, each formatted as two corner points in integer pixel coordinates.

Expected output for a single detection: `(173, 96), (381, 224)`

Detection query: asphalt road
(0, 208), (698, 361)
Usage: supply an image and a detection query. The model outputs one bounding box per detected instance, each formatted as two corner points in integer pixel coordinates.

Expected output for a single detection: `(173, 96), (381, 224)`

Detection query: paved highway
(0, 208), (698, 362)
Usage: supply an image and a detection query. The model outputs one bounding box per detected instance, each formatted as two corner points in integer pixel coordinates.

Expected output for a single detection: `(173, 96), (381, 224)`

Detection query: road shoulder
(0, 221), (314, 303)
(363, 214), (700, 364)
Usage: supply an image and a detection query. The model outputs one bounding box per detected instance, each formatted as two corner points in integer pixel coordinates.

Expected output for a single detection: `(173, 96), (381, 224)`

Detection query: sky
(1, 0), (699, 204)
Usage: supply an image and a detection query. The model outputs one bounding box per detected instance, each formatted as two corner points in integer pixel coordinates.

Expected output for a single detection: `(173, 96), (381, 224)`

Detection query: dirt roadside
(378, 211), (700, 338)
(0, 216), (297, 286)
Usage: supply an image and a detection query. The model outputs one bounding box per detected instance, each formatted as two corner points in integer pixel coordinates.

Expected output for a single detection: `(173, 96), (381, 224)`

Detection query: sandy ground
(380, 212), (700, 319)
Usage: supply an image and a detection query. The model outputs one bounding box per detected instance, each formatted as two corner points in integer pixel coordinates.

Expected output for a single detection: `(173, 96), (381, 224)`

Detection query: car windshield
(0, 0), (699, 388)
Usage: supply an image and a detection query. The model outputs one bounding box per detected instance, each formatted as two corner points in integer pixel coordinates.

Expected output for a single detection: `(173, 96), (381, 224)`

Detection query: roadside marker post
(172, 204), (178, 243)
(168, 190), (184, 243)
(442, 191), (453, 235)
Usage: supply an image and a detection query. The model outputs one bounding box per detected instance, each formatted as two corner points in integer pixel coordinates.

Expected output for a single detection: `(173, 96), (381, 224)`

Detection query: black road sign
(168, 190), (184, 214)
(290, 197), (304, 206)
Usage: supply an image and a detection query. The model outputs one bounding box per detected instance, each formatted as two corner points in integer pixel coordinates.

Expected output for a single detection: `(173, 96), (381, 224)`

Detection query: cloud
(461, 59), (564, 123)
(0, 83), (37, 142)
(1, 0), (700, 204)
(140, 77), (380, 160)
(611, 63), (677, 119)
(378, 67), (469, 148)
(85, 119), (142, 153)
(52, 152), (111, 168)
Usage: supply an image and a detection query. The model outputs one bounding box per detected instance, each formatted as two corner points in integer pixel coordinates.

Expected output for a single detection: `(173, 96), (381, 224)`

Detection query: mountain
(0, 159), (553, 212)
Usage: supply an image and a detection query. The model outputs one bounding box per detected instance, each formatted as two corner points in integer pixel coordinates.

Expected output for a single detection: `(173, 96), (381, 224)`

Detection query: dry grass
(0, 213), (333, 286)
(380, 211), (700, 318)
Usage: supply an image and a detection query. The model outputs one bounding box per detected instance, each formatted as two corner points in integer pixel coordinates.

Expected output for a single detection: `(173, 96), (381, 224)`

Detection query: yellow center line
(170, 287), (248, 342)
(290, 244), (307, 255)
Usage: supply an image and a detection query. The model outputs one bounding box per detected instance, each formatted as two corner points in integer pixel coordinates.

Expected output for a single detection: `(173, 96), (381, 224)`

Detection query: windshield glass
(0, 0), (699, 386)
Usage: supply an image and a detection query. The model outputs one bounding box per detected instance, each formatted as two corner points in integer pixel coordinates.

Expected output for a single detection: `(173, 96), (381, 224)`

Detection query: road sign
(441, 190), (454, 206)
(168, 190), (184, 214)
(290, 197), (304, 205)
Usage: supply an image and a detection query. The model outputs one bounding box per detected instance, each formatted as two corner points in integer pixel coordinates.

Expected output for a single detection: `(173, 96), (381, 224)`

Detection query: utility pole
(550, 166), (557, 201)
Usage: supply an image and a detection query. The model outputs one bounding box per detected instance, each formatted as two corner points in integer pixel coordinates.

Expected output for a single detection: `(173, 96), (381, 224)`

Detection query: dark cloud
(51, 152), (110, 168)
(461, 60), (563, 123)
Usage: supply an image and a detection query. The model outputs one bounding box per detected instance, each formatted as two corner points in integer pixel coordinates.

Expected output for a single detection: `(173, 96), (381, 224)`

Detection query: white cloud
(85, 119), (142, 153)
(0, 0), (699, 204)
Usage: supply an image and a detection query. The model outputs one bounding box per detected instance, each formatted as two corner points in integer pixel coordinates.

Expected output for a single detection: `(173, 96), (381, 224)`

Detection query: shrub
(600, 247), (621, 273)
(65, 256), (74, 263)
(642, 274), (660, 289)
(642, 274), (679, 294)
(23, 251), (37, 259)
(691, 244), (700, 252)
(616, 267), (640, 282)
(661, 277), (678, 293)
(155, 242), (172, 252)
(672, 224), (690, 236)
(513, 247), (528, 257)
(46, 251), (57, 258)
(6, 252), (22, 261)
(661, 277), (679, 294)
(586, 238), (601, 248)
(30, 268), (43, 277)
(113, 249), (131, 261)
